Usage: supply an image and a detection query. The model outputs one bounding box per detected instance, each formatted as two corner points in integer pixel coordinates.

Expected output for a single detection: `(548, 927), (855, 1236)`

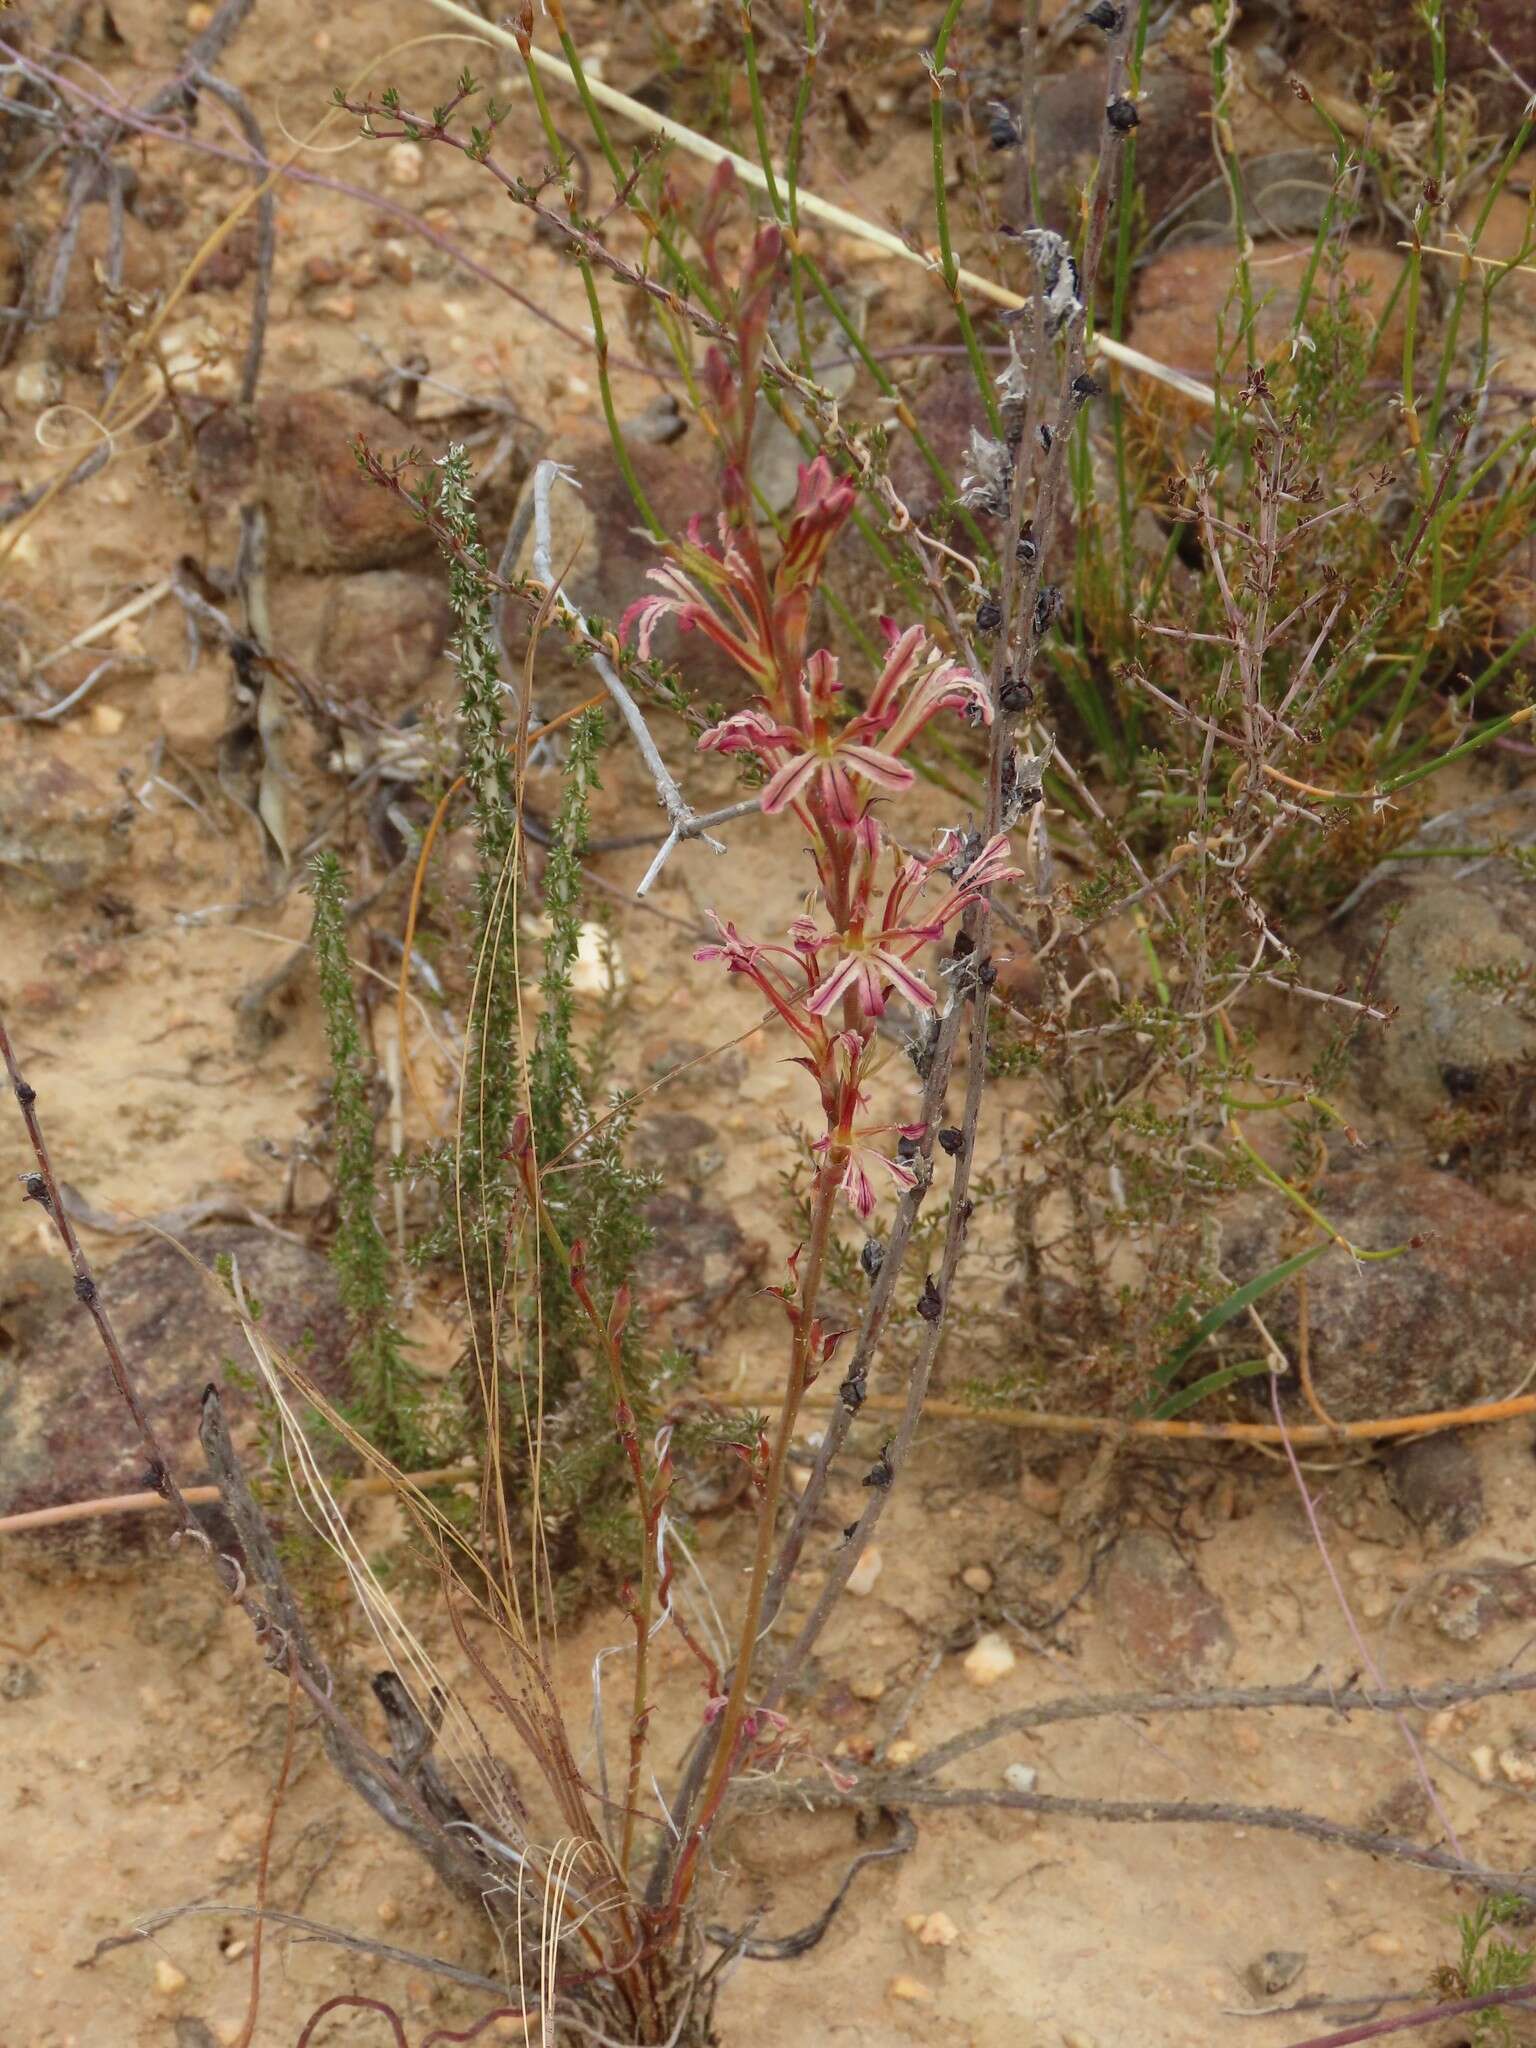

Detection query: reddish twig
(1285, 1982), (1536, 2047)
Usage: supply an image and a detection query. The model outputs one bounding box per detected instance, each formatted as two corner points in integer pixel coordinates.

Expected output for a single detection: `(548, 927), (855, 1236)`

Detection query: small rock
(622, 394), (688, 447)
(1019, 1468), (1064, 1517)
(888, 1975), (932, 2003)
(885, 1738), (918, 1767)
(377, 1897), (400, 1926)
(1366, 1779), (1430, 1838)
(916, 1910), (959, 1948)
(151, 669), (228, 759)
(303, 254), (344, 289)
(1247, 1950), (1306, 1998)
(1061, 2031), (1098, 2048)
(190, 220), (259, 293)
(1499, 1746), (1536, 1787)
(386, 142), (425, 187)
(1470, 1743), (1498, 1784)
(1102, 1530), (1235, 1688)
(633, 1192), (765, 1353)
(14, 359), (62, 411)
(1002, 1762), (1038, 1794)
(961, 1563), (994, 1594)
(1387, 1434), (1483, 1551)
(963, 1631), (1017, 1688)
(1216, 1168), (1536, 1421)
(849, 1673), (886, 1702)
(154, 1958), (188, 1996)
(1426, 1562), (1536, 1644)
(0, 1663), (42, 1701)
(1363, 1932), (1404, 1958)
(630, 1113), (723, 1193)
(846, 1547), (883, 1599)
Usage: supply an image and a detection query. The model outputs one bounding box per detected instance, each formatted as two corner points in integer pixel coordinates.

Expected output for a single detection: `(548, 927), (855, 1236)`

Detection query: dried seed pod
(999, 669), (1035, 715)
(986, 100), (1021, 150)
(1106, 95), (1141, 133)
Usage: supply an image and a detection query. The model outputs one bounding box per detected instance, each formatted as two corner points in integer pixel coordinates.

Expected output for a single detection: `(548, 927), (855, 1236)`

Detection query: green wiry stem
(308, 851), (426, 1463)
(931, 0), (1005, 437)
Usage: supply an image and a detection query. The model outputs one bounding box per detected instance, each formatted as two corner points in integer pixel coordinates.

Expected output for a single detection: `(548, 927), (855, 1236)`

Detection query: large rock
(191, 391), (473, 574)
(1015, 57), (1217, 243)
(503, 426), (748, 695)
(1318, 843), (1536, 1136)
(633, 1192), (766, 1353)
(1216, 1166), (1536, 1420)
(1297, 0), (1536, 121)
(256, 391), (438, 572)
(0, 1228), (352, 1555)
(1129, 242), (1408, 383)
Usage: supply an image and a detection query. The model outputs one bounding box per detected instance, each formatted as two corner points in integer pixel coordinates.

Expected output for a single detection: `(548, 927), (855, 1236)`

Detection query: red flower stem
(663, 1160), (841, 1915)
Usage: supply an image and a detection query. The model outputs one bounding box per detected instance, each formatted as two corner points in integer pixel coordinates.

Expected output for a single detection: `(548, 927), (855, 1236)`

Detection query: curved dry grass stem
(415, 0), (1216, 409)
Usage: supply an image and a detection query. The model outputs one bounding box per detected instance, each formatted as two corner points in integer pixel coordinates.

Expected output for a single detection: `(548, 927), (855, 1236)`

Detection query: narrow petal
(838, 1154), (878, 1221)
(863, 623), (931, 724)
(874, 947), (937, 1010)
(760, 750), (821, 814)
(837, 742), (915, 796)
(806, 950), (866, 1018)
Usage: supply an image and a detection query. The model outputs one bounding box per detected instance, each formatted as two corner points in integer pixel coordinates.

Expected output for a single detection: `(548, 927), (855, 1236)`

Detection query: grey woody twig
(740, 1778), (1536, 1905)
(528, 460), (729, 895)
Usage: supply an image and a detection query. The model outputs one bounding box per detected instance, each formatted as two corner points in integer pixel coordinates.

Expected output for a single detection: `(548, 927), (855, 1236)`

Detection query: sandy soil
(4, 2), (1536, 2046)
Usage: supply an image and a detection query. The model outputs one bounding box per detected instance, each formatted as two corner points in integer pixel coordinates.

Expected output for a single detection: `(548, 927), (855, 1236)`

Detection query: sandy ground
(4, 2), (1536, 2045)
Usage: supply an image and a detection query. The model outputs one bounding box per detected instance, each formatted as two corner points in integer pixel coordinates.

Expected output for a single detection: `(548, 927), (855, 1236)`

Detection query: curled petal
(776, 457), (857, 597)
(864, 623), (931, 724)
(697, 708), (797, 758)
(805, 647), (843, 709)
(619, 592), (677, 661)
